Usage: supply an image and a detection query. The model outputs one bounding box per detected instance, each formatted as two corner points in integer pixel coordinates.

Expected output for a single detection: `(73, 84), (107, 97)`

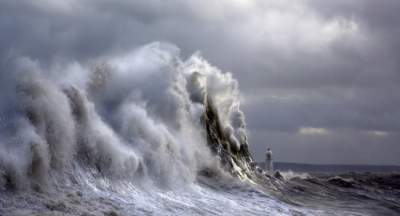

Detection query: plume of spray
(0, 42), (251, 190)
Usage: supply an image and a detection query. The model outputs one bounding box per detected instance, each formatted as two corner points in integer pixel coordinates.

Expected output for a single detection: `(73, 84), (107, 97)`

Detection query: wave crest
(0, 42), (251, 190)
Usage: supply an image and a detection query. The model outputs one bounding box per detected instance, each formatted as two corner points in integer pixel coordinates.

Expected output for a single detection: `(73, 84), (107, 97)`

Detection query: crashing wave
(0, 42), (255, 191)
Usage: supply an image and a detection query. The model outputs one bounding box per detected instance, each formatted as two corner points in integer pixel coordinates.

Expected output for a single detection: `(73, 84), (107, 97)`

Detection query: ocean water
(2, 167), (399, 215)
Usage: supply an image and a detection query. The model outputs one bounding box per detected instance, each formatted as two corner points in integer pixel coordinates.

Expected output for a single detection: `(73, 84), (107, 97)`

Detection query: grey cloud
(244, 86), (400, 132)
(249, 129), (400, 165)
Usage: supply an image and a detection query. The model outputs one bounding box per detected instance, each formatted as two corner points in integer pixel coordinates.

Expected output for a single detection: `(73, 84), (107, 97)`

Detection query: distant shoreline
(256, 162), (400, 173)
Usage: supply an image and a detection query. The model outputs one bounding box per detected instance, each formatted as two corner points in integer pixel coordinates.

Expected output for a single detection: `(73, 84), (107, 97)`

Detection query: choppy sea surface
(1, 167), (399, 216)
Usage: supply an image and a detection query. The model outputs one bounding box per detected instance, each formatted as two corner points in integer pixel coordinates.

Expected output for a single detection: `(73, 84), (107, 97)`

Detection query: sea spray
(0, 42), (252, 190)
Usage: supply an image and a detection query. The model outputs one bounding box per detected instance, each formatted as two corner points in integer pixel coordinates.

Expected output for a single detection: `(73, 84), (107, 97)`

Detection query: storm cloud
(0, 0), (399, 165)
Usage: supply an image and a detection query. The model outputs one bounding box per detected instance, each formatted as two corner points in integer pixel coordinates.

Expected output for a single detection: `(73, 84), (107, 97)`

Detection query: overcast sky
(1, 0), (399, 165)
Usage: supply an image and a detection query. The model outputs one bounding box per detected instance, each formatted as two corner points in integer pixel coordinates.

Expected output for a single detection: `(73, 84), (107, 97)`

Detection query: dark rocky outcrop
(202, 95), (254, 179)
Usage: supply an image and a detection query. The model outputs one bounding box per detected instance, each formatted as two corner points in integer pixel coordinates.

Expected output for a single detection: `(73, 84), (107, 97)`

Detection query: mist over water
(0, 43), (399, 216)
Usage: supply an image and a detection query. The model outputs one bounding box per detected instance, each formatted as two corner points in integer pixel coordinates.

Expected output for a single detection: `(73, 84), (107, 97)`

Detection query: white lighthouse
(265, 147), (273, 173)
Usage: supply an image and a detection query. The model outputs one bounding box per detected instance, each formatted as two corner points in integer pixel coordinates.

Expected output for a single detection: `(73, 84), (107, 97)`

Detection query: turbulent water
(0, 42), (399, 216)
